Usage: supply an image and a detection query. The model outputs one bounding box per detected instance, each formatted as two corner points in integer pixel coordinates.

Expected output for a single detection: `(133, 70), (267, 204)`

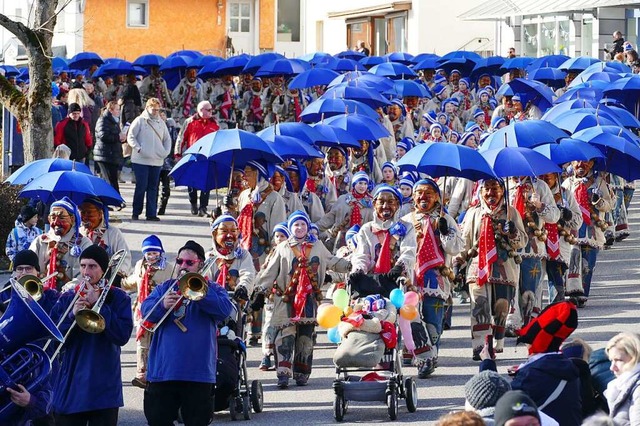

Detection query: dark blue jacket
(142, 279), (233, 383)
(512, 353), (582, 426)
(0, 288), (59, 317)
(49, 287), (133, 414)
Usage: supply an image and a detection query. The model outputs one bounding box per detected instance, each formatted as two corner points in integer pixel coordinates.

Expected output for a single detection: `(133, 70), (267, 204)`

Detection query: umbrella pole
(440, 175), (446, 217)
(228, 154), (235, 193)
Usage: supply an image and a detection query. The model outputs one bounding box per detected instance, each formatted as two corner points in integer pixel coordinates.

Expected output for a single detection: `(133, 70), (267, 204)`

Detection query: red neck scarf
(46, 245), (58, 291)
(136, 266), (154, 340)
(238, 203), (254, 250)
(477, 214), (497, 286)
(349, 191), (369, 227)
(182, 86), (193, 118)
(513, 183), (529, 219)
(293, 243), (313, 320)
(293, 96), (301, 122)
(373, 227), (392, 274)
(305, 178), (317, 194)
(415, 216), (445, 286)
(575, 182), (592, 226)
(220, 90), (233, 120)
(545, 223), (560, 260)
(251, 95), (263, 121)
(216, 260), (229, 288)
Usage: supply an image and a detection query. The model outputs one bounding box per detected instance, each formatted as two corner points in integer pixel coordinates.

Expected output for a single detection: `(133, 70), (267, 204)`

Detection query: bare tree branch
(0, 13), (32, 47)
(35, 0), (72, 32)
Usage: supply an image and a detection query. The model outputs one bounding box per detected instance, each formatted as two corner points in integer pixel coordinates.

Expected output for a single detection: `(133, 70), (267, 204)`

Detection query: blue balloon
(327, 326), (341, 344)
(389, 288), (405, 309)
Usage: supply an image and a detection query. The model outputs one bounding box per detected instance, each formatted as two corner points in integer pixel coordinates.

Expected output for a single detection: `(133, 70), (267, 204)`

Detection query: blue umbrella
(93, 60), (146, 78)
(159, 55), (194, 72)
(197, 61), (222, 80)
(133, 54), (165, 69)
(600, 104), (640, 128)
(581, 61), (631, 74)
(258, 122), (329, 146)
(19, 170), (124, 206)
(310, 55), (338, 68)
(359, 56), (385, 69)
(242, 52), (285, 75)
(438, 58), (476, 76)
(558, 56), (601, 72)
(479, 120), (567, 152)
(52, 57), (68, 70)
(369, 62), (416, 79)
(383, 52), (415, 65)
(554, 87), (604, 104)
(498, 78), (555, 112)
(388, 80), (431, 98)
(533, 138), (605, 165)
(310, 123), (361, 148)
(328, 72), (395, 91)
(68, 52), (104, 70)
(526, 55), (570, 72)
(602, 75), (640, 113)
(300, 98), (378, 122)
(481, 147), (561, 178)
(167, 50), (203, 59)
(573, 126), (640, 148)
(499, 57), (534, 73)
(288, 68), (340, 89)
(323, 114), (391, 140)
(298, 52), (333, 65)
(526, 67), (566, 89)
(324, 58), (367, 73)
(396, 141), (496, 181)
(184, 129), (283, 167)
(5, 159), (92, 185)
(169, 154), (230, 191)
(212, 54), (252, 76)
(17, 67), (29, 83)
(413, 53), (440, 63)
(438, 51), (482, 62)
(573, 130), (640, 180)
(543, 107), (624, 128)
(570, 71), (621, 87)
(254, 58), (310, 78)
(414, 57), (440, 71)
(541, 100), (600, 121)
(192, 55), (224, 69)
(322, 83), (391, 108)
(257, 133), (324, 160)
(0, 65), (20, 78)
(470, 56), (506, 79)
(335, 50), (366, 61)
(548, 111), (617, 135)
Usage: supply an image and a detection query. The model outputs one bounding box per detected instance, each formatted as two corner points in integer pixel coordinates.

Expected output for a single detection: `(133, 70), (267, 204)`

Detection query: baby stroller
(332, 294), (418, 421)
(214, 293), (264, 420)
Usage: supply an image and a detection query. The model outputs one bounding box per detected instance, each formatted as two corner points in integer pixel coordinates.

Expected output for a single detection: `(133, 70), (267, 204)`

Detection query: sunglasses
(176, 258), (197, 266)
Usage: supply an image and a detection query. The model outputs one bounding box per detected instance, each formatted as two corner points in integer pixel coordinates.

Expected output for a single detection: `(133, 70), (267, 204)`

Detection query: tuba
(0, 280), (63, 421)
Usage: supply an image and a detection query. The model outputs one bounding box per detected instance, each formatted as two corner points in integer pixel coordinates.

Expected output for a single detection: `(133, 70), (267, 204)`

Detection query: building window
(347, 19), (371, 52)
(127, 0), (148, 28)
(277, 0), (301, 42)
(523, 23), (538, 57)
(387, 13), (407, 53)
(229, 1), (251, 33)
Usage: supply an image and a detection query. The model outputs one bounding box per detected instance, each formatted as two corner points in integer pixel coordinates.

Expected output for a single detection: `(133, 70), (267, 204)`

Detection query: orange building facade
(83, 0), (278, 59)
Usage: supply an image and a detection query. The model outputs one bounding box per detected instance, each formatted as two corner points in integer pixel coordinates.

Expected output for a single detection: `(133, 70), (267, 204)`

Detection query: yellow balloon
(399, 305), (418, 321)
(343, 306), (353, 317)
(317, 305), (343, 329)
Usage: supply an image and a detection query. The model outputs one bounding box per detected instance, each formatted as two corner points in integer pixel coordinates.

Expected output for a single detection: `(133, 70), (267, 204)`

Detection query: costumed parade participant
(142, 241), (233, 426)
(457, 179), (527, 359)
(123, 235), (172, 388)
(29, 197), (92, 291)
(255, 210), (351, 388)
(239, 77), (265, 132)
(172, 68), (204, 126)
(272, 165), (304, 216)
(325, 146), (352, 198)
(212, 75), (238, 129)
(139, 66), (173, 109)
(50, 245), (134, 425)
(303, 156), (337, 213)
(290, 162), (324, 223)
(349, 140), (383, 184)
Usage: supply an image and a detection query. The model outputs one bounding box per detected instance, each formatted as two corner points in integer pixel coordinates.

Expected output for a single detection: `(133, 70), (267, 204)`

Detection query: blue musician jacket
(49, 287), (133, 414)
(0, 288), (59, 316)
(142, 278), (233, 383)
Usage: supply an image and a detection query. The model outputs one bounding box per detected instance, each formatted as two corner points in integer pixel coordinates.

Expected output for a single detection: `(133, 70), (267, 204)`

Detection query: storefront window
(582, 19), (593, 57)
(541, 22), (555, 55)
(523, 23), (538, 57)
(387, 14), (407, 53)
(277, 0), (300, 42)
(558, 20), (570, 55)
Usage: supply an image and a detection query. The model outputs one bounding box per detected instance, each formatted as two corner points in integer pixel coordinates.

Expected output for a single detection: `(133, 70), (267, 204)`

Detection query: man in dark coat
(53, 102), (93, 162)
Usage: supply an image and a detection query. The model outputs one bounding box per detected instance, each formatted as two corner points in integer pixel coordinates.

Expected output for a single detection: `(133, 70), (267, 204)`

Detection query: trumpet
(140, 256), (215, 334)
(1, 272), (58, 302)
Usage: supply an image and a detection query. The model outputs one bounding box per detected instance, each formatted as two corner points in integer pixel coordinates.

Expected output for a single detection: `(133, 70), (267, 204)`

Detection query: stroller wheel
(404, 377), (418, 413)
(333, 395), (345, 422)
(250, 380), (264, 413)
(242, 395), (252, 420)
(387, 389), (398, 421)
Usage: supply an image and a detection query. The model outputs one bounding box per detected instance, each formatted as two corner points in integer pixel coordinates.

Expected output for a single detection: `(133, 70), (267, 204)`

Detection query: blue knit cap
(345, 224), (360, 246)
(459, 132), (476, 146)
(434, 84), (447, 96)
(211, 214), (237, 232)
(390, 99), (406, 116)
(372, 184), (401, 202)
(50, 197), (82, 257)
(272, 222), (290, 238)
(287, 210), (311, 232)
(381, 161), (397, 177)
(473, 108), (485, 119)
(399, 176), (414, 189)
(491, 116), (506, 129)
(397, 137), (414, 152)
(351, 171), (370, 188)
(430, 123), (443, 133)
(413, 178), (441, 198)
(247, 160), (274, 180)
(465, 122), (481, 132)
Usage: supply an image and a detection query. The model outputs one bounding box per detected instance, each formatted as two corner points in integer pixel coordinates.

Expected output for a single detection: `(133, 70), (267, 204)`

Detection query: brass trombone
(140, 256), (214, 334)
(1, 272), (57, 302)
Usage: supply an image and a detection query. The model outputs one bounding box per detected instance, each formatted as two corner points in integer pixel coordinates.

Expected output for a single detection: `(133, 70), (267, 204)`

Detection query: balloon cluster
(317, 288), (351, 344)
(389, 288), (420, 352)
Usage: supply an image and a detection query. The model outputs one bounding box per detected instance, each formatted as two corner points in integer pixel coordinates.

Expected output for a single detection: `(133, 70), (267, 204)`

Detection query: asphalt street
(102, 177), (640, 425)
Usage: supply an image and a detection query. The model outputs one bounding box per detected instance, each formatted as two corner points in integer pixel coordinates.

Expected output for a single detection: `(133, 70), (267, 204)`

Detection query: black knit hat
(80, 245), (110, 273)
(18, 205), (38, 223)
(12, 250), (40, 272)
(178, 240), (205, 261)
(494, 390), (541, 426)
(69, 102), (82, 113)
(464, 370), (511, 410)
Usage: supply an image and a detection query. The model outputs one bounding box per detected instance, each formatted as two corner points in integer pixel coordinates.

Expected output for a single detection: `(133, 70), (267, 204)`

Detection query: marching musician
(122, 235), (172, 389)
(142, 240), (233, 426)
(49, 245), (133, 425)
(79, 196), (132, 285)
(29, 197), (92, 292)
(1, 250), (59, 315)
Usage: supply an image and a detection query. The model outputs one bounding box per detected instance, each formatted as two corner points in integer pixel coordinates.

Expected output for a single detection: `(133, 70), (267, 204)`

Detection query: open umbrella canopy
(554, 86), (604, 104)
(328, 72), (395, 91)
(0, 65), (20, 77)
(19, 170), (124, 206)
(573, 130), (640, 180)
(573, 125), (640, 147)
(93, 60), (146, 78)
(526, 55), (570, 72)
(558, 56), (601, 72)
(413, 53), (440, 63)
(533, 138), (605, 165)
(499, 57), (534, 72)
(159, 55), (194, 72)
(167, 50), (203, 59)
(322, 83), (391, 108)
(310, 123), (361, 148)
(184, 129), (283, 166)
(300, 98), (379, 122)
(602, 76), (640, 112)
(212, 54), (252, 76)
(526, 67), (566, 89)
(497, 78), (555, 112)
(470, 56), (506, 78)
(288, 68), (340, 89)
(396, 141), (496, 181)
(438, 58), (477, 76)
(414, 57), (440, 71)
(581, 61), (631, 74)
(387, 80), (431, 98)
(359, 56), (385, 69)
(5, 159), (92, 185)
(335, 50), (366, 61)
(542, 100), (600, 120)
(169, 153), (231, 191)
(438, 51), (483, 62)
(192, 55), (224, 69)
(242, 52), (285, 75)
(479, 120), (567, 152)
(52, 57), (68, 70)
(256, 133), (324, 160)
(383, 52), (415, 65)
(254, 58), (310, 78)
(548, 111), (618, 134)
(197, 61), (222, 80)
(570, 71), (621, 87)
(298, 52), (333, 65)
(133, 54), (165, 69)
(68, 52), (104, 70)
(481, 147), (562, 178)
(369, 62), (416, 79)
(323, 58), (367, 73)
(258, 122), (329, 146)
(323, 114), (391, 140)
(600, 104), (640, 128)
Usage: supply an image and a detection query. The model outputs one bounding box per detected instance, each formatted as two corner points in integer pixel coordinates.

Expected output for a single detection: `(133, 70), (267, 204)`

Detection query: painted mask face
(413, 184), (439, 212)
(481, 180), (505, 209)
(291, 219), (308, 239)
(354, 180), (368, 195)
(306, 158), (324, 177)
(80, 202), (103, 230)
(287, 171), (300, 192)
(573, 160), (594, 178)
(231, 171), (245, 195)
(404, 96), (418, 109)
(48, 207), (73, 236)
(327, 148), (345, 171)
(214, 221), (239, 251)
(450, 73), (461, 85)
(540, 172), (558, 189)
(243, 166), (258, 189)
(374, 192), (399, 220)
(273, 231), (288, 245)
(187, 68), (197, 82)
(388, 105), (402, 121)
(478, 75), (491, 88)
(270, 171), (284, 192)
